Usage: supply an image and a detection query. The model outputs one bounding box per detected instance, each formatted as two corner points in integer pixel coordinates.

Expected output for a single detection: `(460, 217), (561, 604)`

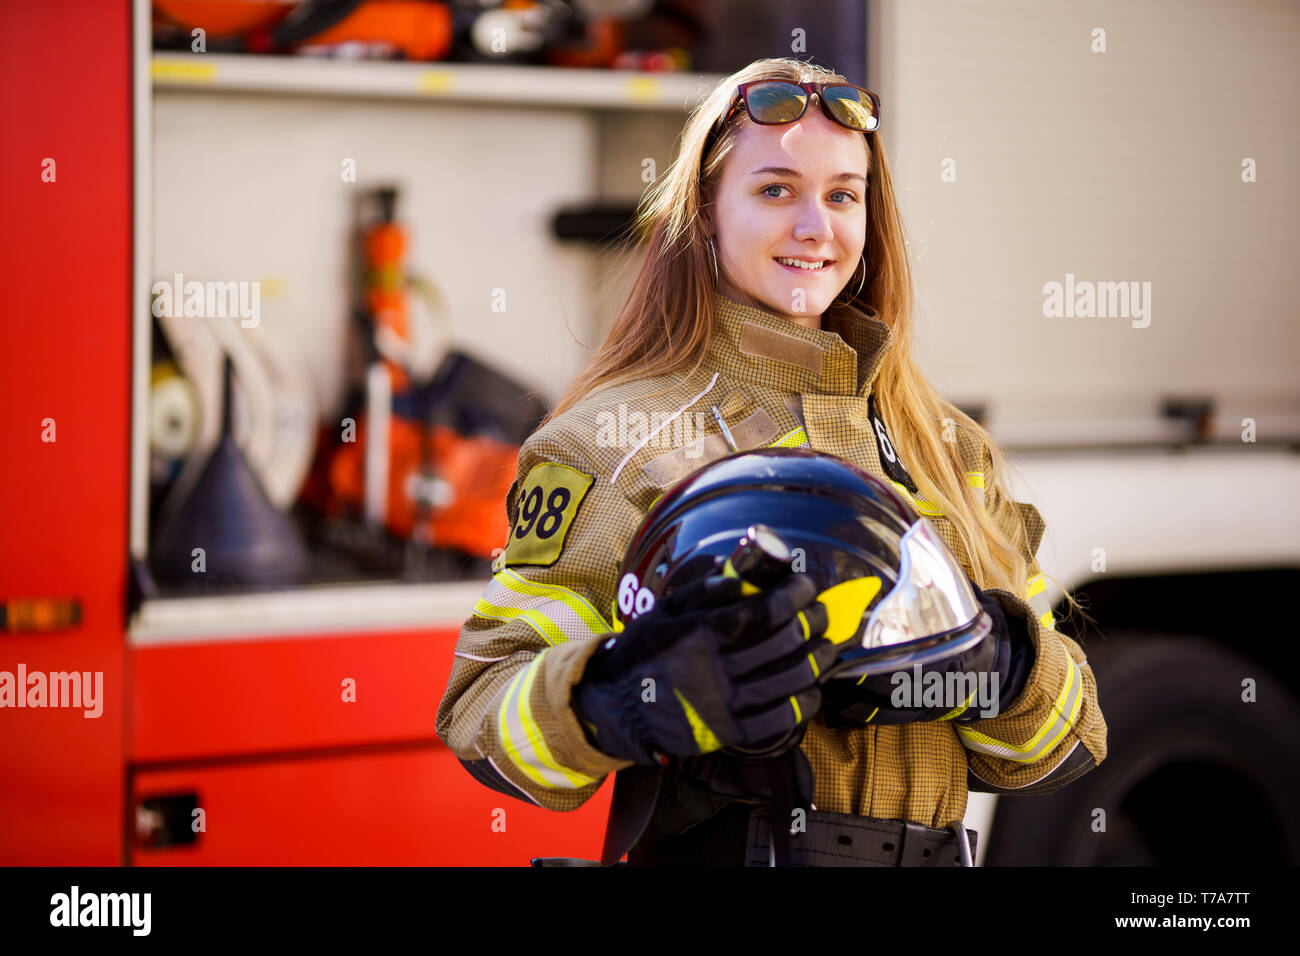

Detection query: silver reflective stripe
(956, 655), (1082, 762)
(455, 651), (510, 663)
(968, 739), (1084, 792)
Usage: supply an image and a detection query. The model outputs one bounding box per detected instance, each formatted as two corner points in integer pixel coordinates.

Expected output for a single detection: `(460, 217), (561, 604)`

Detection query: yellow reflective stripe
(965, 471), (986, 489)
(515, 655), (597, 787)
(850, 674), (880, 722)
(674, 689), (722, 752)
(497, 656), (597, 790)
(473, 599), (569, 646)
(1025, 573), (1055, 631)
(769, 426), (809, 448)
(494, 570), (609, 635)
(790, 695), (803, 724)
(475, 570), (610, 645)
(956, 656), (1082, 762)
(890, 480), (944, 517)
(799, 606), (819, 680)
(938, 686), (978, 721)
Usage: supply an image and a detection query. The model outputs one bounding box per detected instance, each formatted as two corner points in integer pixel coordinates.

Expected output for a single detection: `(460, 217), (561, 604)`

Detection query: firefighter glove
(573, 573), (835, 765)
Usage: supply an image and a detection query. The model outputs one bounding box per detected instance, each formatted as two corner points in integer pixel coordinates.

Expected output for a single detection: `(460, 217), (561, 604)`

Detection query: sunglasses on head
(718, 80), (882, 135)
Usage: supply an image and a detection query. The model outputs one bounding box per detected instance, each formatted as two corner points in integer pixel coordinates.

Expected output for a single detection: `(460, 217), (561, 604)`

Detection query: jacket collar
(702, 292), (892, 396)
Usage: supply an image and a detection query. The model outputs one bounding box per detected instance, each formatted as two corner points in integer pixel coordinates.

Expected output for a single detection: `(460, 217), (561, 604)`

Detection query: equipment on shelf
(150, 356), (311, 588)
(151, 0), (696, 68)
(153, 1), (453, 60)
(297, 186), (548, 564)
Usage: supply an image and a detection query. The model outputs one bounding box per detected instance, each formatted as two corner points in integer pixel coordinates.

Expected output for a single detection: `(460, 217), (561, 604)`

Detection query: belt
(625, 802), (977, 867)
(744, 807), (977, 867)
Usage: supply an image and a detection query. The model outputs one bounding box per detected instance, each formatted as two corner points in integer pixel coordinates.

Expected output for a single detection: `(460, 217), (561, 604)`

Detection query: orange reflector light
(1, 598), (82, 633)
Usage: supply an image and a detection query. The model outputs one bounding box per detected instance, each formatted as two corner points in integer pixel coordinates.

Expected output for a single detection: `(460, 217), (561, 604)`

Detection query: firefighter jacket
(436, 292), (1108, 829)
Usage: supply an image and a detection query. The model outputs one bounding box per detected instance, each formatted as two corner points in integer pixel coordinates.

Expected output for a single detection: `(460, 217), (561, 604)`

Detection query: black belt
(744, 806), (977, 867)
(624, 802), (977, 867)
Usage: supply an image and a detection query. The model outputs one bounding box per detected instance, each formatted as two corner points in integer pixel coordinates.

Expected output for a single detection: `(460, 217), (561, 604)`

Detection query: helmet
(613, 447), (992, 681)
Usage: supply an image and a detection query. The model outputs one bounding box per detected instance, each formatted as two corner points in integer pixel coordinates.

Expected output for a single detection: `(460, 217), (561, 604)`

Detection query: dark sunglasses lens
(823, 85), (879, 132)
(745, 81), (808, 123)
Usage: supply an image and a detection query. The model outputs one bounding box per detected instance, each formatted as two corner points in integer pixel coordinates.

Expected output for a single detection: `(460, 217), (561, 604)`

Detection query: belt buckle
(897, 821), (933, 867)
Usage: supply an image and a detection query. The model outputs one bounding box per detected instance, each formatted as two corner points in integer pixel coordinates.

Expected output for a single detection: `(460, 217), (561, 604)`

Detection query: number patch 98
(514, 486), (571, 541)
(501, 462), (594, 567)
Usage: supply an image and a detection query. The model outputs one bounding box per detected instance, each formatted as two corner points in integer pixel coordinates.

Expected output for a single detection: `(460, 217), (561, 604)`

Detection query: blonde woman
(436, 57), (1106, 866)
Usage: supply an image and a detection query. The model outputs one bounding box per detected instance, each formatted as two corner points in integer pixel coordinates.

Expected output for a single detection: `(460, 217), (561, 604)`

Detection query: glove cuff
(973, 586), (1037, 712)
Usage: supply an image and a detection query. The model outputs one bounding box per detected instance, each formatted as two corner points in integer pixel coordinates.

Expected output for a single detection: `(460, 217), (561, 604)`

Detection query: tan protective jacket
(436, 292), (1107, 829)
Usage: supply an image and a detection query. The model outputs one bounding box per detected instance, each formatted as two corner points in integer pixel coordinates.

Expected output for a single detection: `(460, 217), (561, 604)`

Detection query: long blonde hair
(548, 58), (1053, 602)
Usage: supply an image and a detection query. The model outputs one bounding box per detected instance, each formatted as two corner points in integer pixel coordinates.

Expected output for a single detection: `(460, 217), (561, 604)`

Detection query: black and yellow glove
(573, 573), (834, 766)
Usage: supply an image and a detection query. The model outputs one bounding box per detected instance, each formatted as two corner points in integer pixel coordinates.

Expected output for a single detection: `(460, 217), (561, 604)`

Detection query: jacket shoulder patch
(640, 406), (780, 487)
(502, 461), (594, 567)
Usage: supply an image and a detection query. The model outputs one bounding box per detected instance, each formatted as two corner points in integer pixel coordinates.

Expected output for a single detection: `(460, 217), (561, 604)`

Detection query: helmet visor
(831, 518), (988, 678)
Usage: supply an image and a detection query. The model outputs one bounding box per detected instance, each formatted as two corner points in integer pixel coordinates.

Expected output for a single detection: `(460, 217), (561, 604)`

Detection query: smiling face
(706, 102), (870, 329)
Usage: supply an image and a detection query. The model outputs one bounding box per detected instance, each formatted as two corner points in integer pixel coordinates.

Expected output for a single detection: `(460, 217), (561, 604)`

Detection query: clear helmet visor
(832, 518), (990, 679)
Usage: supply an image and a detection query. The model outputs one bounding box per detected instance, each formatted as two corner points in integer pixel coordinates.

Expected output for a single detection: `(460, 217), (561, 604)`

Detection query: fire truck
(2, 1), (1297, 866)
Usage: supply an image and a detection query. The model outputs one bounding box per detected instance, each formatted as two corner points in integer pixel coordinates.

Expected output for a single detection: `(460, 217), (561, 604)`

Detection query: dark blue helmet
(614, 447), (991, 680)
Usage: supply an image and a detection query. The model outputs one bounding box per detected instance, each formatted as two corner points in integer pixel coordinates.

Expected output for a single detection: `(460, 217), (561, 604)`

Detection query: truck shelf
(152, 52), (725, 112)
(129, 579), (485, 644)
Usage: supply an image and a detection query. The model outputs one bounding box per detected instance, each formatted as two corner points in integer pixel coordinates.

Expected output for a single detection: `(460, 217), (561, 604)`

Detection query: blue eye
(762, 184), (859, 204)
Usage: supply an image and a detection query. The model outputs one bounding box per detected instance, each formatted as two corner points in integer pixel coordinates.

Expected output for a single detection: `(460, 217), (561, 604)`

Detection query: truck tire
(982, 633), (1300, 865)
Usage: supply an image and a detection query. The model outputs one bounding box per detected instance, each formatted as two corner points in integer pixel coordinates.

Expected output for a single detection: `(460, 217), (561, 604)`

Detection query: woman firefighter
(435, 57), (1107, 866)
